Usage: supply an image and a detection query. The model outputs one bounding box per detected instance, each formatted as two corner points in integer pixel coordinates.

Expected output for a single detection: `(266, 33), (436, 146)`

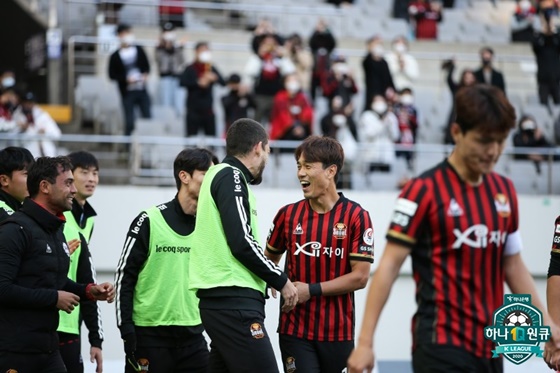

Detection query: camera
(441, 59), (454, 70)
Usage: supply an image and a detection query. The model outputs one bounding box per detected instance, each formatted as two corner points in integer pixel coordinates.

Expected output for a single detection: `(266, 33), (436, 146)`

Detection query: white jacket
(385, 52), (419, 91)
(13, 106), (61, 157)
(358, 110), (399, 165)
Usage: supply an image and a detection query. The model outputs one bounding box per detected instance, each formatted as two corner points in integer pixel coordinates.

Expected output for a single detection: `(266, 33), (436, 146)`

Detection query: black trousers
(412, 344), (503, 373)
(186, 109), (216, 137)
(200, 308), (279, 373)
(122, 90), (152, 136)
(278, 334), (353, 373)
(125, 333), (209, 373)
(538, 79), (560, 105)
(59, 332), (83, 373)
(0, 350), (67, 373)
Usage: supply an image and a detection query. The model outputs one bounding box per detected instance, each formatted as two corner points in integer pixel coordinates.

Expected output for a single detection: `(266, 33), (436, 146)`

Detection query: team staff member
(266, 136), (374, 373)
(59, 151), (103, 373)
(347, 85), (559, 373)
(115, 148), (218, 373)
(0, 156), (114, 372)
(0, 146), (34, 222)
(189, 118), (299, 373)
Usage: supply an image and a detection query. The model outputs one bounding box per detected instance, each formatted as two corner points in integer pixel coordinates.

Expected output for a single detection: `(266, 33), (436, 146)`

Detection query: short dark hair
(66, 151), (99, 172)
(173, 148), (218, 190)
(195, 41), (208, 51)
(27, 156), (72, 198)
(116, 24), (131, 35)
(294, 136), (344, 183)
(400, 87), (413, 95)
(226, 118), (268, 157)
(480, 46), (494, 55)
(0, 147), (34, 177)
(455, 85), (516, 135)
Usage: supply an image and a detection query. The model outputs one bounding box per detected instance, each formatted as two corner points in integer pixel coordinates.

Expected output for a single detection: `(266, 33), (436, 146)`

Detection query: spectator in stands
(159, 0), (185, 29)
(532, 5), (560, 106)
(511, 0), (539, 42)
(108, 24), (152, 137)
(269, 73), (313, 142)
(180, 42), (225, 137)
(284, 33), (313, 94)
(97, 0), (123, 25)
(408, 0), (443, 40)
(221, 73), (256, 134)
(362, 36), (395, 112)
(385, 36), (419, 91)
(13, 92), (61, 157)
(512, 114), (557, 174)
(393, 88), (419, 172)
(321, 55), (358, 111)
(244, 34), (295, 126)
(358, 95), (400, 171)
(250, 19), (283, 55)
(474, 47), (506, 93)
(0, 88), (18, 136)
(309, 18), (337, 103)
(0, 70), (16, 91)
(442, 59), (477, 144)
(155, 22), (186, 116)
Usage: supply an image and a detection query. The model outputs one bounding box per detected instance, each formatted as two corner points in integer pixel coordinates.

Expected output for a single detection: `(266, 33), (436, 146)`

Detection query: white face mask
(520, 0), (531, 11)
(285, 80), (300, 94)
(393, 42), (407, 54)
(332, 114), (347, 127)
(121, 34), (135, 45)
(198, 50), (212, 63)
(371, 45), (384, 57)
(162, 32), (176, 42)
(1, 77), (15, 88)
(372, 101), (388, 114)
(333, 63), (349, 75)
(521, 120), (536, 130)
(400, 94), (414, 106)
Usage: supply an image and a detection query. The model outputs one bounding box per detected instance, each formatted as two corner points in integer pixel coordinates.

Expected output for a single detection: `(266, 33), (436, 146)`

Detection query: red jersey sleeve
(266, 206), (287, 254)
(386, 178), (431, 248)
(348, 208), (374, 263)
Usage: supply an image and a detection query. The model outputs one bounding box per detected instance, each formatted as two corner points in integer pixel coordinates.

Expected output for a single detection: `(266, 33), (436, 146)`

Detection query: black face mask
(22, 107), (32, 115)
(482, 59), (492, 66)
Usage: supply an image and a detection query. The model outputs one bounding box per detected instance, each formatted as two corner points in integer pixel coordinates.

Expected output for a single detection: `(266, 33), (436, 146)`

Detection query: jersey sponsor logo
(358, 245), (373, 255)
(363, 227), (374, 245)
(294, 241), (345, 258)
(155, 244), (191, 254)
(267, 223), (275, 240)
(494, 194), (511, 218)
(333, 223), (347, 239)
(131, 212), (148, 235)
(391, 211), (410, 227)
(250, 323), (265, 339)
(233, 169), (242, 192)
(452, 224), (507, 249)
(285, 357), (296, 373)
(156, 203), (167, 211)
(555, 224), (560, 234)
(293, 223), (303, 235)
(395, 198), (418, 216)
(447, 198), (464, 217)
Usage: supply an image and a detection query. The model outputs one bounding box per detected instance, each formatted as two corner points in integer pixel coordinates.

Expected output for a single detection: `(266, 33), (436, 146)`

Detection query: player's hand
(269, 287), (278, 299)
(293, 281), (311, 304)
(280, 279), (298, 312)
(90, 346), (103, 373)
(347, 344), (375, 373)
(67, 238), (80, 255)
(57, 291), (80, 313)
(89, 282), (115, 303)
(543, 341), (560, 370)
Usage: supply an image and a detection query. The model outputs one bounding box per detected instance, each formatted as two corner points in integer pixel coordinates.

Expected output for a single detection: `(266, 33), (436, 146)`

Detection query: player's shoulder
(278, 199), (308, 213)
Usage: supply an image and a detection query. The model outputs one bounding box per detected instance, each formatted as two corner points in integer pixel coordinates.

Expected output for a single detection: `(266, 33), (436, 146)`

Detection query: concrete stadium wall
(81, 186), (559, 371)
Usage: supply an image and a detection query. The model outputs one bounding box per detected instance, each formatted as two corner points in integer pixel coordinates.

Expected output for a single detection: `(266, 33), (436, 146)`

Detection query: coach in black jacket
(0, 156), (114, 372)
(108, 24), (152, 136)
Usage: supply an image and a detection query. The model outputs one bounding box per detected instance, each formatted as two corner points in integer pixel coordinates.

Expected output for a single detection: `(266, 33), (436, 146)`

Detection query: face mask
(162, 32), (176, 42)
(482, 58), (492, 66)
(372, 101), (387, 114)
(520, 0), (531, 11)
(393, 43), (407, 54)
(521, 120), (536, 130)
(1, 77), (15, 88)
(371, 45), (384, 57)
(198, 51), (212, 63)
(332, 114), (347, 127)
(400, 94), (414, 106)
(286, 81), (300, 94)
(121, 34), (135, 45)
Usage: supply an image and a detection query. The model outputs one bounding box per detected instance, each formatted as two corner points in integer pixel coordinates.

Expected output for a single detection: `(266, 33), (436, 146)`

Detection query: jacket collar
(20, 198), (65, 232)
(223, 156), (255, 184)
(0, 189), (21, 212)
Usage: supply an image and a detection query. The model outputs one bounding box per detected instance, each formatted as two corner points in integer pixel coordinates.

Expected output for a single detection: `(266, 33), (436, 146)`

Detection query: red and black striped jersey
(267, 193), (373, 341)
(387, 160), (521, 358)
(547, 216), (560, 277)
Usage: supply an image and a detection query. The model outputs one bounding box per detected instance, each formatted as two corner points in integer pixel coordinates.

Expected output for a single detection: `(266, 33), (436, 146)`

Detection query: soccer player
(189, 118), (298, 373)
(0, 146), (34, 222)
(546, 217), (560, 369)
(58, 151), (103, 373)
(115, 148), (217, 372)
(347, 85), (558, 373)
(266, 135), (374, 373)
